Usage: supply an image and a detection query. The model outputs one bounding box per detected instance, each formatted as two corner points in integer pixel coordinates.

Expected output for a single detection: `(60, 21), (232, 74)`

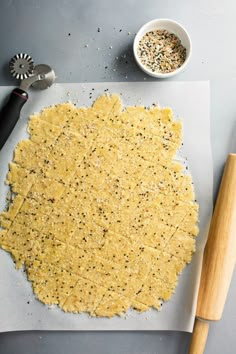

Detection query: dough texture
(0, 94), (199, 317)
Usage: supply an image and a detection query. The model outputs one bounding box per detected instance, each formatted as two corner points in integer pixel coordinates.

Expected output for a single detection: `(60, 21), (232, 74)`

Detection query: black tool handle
(0, 88), (28, 150)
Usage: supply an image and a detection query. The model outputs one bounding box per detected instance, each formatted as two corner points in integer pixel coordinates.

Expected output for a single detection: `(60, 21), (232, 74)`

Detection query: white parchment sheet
(0, 82), (212, 332)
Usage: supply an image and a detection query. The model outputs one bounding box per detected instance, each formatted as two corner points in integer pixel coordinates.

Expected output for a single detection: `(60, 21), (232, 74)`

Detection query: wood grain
(189, 154), (236, 354)
(189, 319), (209, 354)
(197, 153), (236, 321)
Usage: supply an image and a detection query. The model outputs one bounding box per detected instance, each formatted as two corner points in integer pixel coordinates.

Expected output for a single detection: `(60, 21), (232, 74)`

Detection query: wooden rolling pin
(189, 153), (236, 354)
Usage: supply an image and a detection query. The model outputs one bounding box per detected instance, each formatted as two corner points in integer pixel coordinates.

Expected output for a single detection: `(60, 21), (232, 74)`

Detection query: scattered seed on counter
(137, 29), (186, 74)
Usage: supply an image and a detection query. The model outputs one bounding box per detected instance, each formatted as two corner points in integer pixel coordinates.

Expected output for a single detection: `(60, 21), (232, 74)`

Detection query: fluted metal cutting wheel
(9, 53), (34, 80)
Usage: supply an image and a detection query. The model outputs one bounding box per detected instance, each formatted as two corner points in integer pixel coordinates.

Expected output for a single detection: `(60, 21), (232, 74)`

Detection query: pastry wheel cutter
(0, 53), (56, 150)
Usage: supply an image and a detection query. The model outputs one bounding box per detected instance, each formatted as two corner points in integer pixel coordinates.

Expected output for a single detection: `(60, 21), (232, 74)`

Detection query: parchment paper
(0, 81), (212, 332)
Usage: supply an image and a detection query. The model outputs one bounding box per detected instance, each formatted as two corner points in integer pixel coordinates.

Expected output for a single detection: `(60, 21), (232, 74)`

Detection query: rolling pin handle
(189, 318), (210, 354)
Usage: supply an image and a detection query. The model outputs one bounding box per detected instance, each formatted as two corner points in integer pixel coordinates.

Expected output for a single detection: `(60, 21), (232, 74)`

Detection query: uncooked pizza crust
(0, 94), (199, 317)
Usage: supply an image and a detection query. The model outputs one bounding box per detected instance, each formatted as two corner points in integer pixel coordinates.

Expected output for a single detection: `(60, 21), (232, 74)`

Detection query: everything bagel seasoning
(137, 29), (186, 74)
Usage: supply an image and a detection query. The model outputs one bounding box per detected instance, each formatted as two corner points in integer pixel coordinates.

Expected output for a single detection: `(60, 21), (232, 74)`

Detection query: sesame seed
(137, 29), (186, 74)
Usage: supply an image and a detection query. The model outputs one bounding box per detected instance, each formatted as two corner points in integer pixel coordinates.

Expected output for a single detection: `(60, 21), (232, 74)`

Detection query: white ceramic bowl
(133, 19), (192, 78)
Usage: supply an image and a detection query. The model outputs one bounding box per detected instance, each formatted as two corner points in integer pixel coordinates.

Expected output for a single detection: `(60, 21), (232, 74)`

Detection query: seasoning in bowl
(137, 29), (186, 74)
